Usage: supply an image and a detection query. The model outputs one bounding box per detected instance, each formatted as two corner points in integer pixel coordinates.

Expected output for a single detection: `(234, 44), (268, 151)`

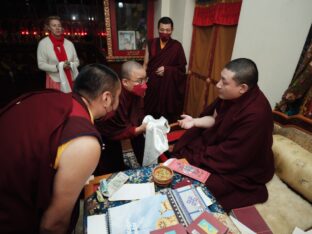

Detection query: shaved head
(121, 61), (144, 79)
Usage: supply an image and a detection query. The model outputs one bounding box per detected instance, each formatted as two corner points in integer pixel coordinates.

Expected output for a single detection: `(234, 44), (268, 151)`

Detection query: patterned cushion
(272, 135), (312, 202)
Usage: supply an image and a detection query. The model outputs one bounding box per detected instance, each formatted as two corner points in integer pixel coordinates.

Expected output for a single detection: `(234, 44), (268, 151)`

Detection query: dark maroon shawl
(0, 90), (100, 233)
(144, 38), (187, 123)
(96, 86), (145, 140)
(172, 86), (275, 211)
(95, 87), (145, 174)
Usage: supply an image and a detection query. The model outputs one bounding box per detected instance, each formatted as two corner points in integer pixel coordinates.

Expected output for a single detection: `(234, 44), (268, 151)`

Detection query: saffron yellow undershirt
(54, 106), (94, 169)
(160, 40), (167, 49)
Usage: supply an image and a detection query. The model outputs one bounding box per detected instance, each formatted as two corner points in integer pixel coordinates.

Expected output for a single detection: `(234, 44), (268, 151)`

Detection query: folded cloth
(58, 61), (79, 93)
(142, 115), (170, 166)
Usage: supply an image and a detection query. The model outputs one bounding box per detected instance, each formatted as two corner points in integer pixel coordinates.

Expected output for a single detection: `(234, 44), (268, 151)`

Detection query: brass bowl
(152, 165), (173, 187)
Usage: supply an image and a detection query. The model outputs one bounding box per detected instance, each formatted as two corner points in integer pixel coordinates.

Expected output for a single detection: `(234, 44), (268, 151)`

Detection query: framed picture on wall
(118, 30), (136, 50)
(103, 0), (154, 61)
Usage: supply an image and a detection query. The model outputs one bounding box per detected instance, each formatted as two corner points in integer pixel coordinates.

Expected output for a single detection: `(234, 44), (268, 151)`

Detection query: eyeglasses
(128, 77), (149, 84)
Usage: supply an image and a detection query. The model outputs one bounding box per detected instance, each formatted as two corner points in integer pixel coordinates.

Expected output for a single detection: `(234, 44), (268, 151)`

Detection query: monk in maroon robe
(95, 61), (147, 175)
(144, 16), (187, 123)
(0, 64), (121, 233)
(172, 58), (275, 211)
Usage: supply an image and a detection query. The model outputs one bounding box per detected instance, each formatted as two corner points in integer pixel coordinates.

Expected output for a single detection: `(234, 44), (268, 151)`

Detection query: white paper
(196, 186), (214, 206)
(229, 215), (257, 234)
(87, 214), (108, 234)
(108, 183), (155, 201)
(292, 227), (312, 234)
(163, 158), (175, 166)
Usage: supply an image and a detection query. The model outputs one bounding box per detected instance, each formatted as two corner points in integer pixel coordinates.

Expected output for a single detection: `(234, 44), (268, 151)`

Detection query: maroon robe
(0, 90), (101, 233)
(144, 38), (187, 123)
(172, 86), (275, 211)
(95, 86), (145, 174)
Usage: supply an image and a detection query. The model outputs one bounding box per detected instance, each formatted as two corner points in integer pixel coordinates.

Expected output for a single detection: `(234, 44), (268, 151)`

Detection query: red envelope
(167, 159), (210, 183)
(186, 211), (228, 234)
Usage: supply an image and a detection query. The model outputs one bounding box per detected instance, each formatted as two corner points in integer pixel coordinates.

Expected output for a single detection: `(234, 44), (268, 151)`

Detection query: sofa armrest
(273, 110), (312, 152)
(273, 134), (312, 202)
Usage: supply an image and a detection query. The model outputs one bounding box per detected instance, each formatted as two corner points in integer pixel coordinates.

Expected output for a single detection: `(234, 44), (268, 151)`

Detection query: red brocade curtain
(184, 0), (242, 117)
(193, 1), (242, 26)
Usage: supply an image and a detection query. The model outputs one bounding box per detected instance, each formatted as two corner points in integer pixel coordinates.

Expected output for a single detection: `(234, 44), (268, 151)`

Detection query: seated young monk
(171, 58), (275, 211)
(95, 61), (148, 175)
(0, 64), (121, 234)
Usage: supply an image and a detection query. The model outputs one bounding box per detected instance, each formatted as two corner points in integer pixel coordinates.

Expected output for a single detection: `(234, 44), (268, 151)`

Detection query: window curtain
(184, 0), (242, 117)
(275, 24), (312, 119)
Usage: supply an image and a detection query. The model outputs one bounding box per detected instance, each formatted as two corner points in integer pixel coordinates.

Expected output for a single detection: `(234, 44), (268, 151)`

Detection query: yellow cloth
(87, 106), (94, 124)
(160, 40), (167, 49)
(54, 141), (71, 169)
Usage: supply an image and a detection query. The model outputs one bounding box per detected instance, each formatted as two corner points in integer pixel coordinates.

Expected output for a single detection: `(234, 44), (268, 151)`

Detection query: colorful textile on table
(85, 164), (224, 217)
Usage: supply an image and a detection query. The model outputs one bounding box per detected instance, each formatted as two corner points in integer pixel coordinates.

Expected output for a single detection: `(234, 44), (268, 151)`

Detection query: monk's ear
(121, 78), (128, 87)
(239, 84), (249, 94)
(101, 91), (112, 106)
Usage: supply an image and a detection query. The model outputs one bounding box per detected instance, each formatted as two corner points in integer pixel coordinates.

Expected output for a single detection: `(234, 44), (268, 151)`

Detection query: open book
(164, 185), (213, 224)
(186, 211), (229, 234)
(88, 194), (181, 234)
(87, 185), (214, 234)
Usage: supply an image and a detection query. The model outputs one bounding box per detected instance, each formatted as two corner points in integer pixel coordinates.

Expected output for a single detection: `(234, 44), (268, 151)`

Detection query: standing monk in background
(143, 16), (187, 123)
